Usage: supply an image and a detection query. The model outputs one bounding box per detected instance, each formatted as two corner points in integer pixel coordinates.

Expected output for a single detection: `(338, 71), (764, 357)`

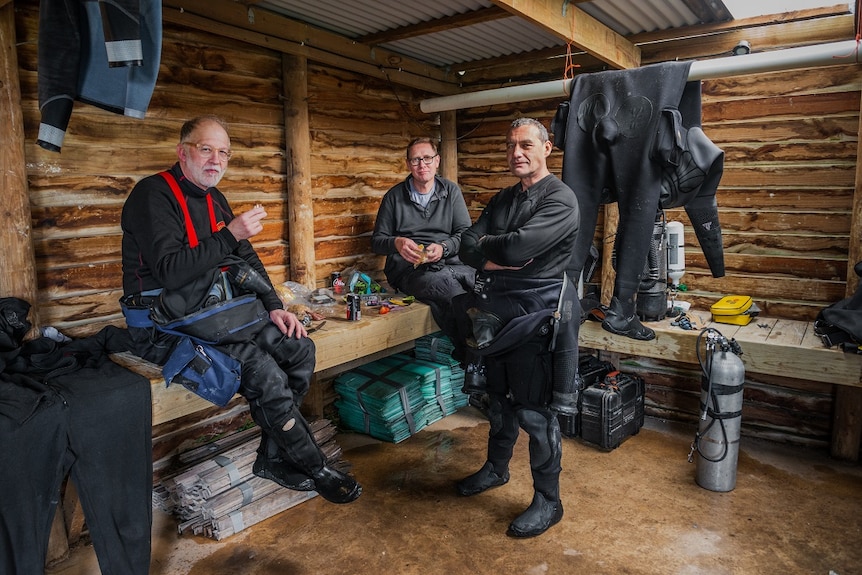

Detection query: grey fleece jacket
(371, 175), (472, 290)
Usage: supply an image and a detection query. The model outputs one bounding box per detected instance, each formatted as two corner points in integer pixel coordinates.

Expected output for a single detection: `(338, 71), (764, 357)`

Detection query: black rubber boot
(310, 466), (363, 504)
(456, 461), (509, 496)
(602, 296), (656, 341)
(269, 410), (362, 504)
(507, 491), (564, 538)
(456, 394), (517, 496)
(253, 432), (316, 492)
(507, 408), (564, 538)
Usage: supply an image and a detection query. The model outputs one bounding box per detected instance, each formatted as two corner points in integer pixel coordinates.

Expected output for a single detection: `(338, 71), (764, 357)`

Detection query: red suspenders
(158, 171), (220, 248)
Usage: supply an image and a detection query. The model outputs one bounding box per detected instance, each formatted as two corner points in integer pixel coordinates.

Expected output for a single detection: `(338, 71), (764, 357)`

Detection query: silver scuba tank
(692, 328), (745, 492)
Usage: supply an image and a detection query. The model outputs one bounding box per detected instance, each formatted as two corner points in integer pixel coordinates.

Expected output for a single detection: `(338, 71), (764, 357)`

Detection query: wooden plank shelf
(579, 309), (862, 388)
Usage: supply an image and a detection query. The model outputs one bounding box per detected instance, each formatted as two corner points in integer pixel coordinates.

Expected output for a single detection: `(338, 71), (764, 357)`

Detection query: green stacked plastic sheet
(414, 333), (470, 413)
(394, 354), (459, 425)
(414, 332), (456, 364)
(334, 354), (432, 443)
(333, 349), (470, 442)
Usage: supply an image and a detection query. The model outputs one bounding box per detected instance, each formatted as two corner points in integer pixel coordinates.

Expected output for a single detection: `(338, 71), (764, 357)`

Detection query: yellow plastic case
(710, 295), (759, 326)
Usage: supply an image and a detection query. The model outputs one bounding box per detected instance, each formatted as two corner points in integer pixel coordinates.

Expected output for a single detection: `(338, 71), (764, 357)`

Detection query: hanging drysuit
(552, 60), (725, 340)
(37, 0), (162, 152)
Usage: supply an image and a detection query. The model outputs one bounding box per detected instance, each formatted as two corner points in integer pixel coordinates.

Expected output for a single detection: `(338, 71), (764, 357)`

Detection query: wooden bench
(110, 301), (439, 426)
(579, 308), (862, 461)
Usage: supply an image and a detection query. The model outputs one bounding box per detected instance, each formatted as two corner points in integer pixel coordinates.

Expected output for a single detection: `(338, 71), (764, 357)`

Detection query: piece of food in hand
(414, 244), (428, 268)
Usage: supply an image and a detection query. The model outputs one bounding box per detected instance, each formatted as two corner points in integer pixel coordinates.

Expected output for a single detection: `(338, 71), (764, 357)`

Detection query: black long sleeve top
(459, 174), (579, 280)
(371, 175), (472, 289)
(121, 163), (282, 312)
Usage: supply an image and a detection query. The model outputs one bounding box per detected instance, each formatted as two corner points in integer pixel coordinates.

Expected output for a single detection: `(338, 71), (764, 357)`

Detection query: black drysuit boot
(253, 431), (316, 492)
(268, 409), (361, 504)
(456, 461), (509, 496)
(507, 408), (564, 538)
(602, 295), (656, 341)
(456, 393), (517, 496)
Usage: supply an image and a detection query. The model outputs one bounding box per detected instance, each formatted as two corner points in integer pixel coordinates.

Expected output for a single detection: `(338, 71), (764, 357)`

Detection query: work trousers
(399, 263), (475, 341)
(0, 359), (153, 575)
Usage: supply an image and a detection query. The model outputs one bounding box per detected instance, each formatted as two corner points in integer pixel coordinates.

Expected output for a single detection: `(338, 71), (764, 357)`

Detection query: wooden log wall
(453, 11), (860, 452)
(306, 62), (439, 283)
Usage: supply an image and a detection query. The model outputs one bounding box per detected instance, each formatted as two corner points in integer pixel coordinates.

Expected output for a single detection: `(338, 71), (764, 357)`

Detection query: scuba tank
(689, 327), (745, 492)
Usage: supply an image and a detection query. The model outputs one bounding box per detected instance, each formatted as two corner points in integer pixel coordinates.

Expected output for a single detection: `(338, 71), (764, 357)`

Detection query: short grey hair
(509, 117), (549, 143)
(180, 115), (230, 143)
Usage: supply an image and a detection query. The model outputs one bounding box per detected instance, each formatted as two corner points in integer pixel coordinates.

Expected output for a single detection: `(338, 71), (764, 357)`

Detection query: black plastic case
(558, 354), (616, 438)
(580, 370), (645, 450)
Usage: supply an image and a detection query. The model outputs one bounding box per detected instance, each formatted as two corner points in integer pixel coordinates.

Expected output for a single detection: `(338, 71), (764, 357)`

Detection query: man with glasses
(120, 115), (361, 505)
(372, 137), (475, 339)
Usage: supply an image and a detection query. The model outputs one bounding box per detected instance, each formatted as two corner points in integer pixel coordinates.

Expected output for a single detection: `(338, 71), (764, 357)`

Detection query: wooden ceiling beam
(489, 0), (640, 69)
(358, 6), (511, 45)
(631, 4), (853, 44)
(162, 0), (460, 94)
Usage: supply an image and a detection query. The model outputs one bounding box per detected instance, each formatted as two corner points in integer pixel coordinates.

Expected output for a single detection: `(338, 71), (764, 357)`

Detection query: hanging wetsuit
(0, 299), (152, 575)
(37, 0), (162, 152)
(553, 61), (725, 340)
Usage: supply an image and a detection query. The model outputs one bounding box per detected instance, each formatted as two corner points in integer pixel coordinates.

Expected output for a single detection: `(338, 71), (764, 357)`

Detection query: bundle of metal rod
(155, 420), (346, 539)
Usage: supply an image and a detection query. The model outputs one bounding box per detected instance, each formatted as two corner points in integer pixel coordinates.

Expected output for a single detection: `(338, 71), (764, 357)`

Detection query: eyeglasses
(407, 154), (438, 166)
(185, 142), (232, 161)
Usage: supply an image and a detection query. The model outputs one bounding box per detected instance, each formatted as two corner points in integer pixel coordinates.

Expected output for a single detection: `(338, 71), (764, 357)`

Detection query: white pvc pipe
(420, 40), (861, 113)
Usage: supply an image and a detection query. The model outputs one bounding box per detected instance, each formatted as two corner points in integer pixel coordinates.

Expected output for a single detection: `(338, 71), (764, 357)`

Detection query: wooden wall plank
(0, 2), (39, 313)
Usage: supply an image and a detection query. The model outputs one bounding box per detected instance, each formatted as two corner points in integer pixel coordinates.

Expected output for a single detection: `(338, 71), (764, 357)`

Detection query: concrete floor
(48, 408), (862, 575)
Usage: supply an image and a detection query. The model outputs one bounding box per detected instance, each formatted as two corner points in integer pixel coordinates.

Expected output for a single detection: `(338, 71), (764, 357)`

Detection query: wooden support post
(439, 110), (458, 182)
(0, 3), (40, 317)
(830, 91), (862, 461)
(600, 204), (618, 306)
(832, 386), (862, 461)
(283, 54), (316, 289)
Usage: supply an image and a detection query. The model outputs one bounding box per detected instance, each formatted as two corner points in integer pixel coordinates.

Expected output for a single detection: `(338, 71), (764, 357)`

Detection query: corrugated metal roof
(383, 18), (564, 67)
(254, 0), (733, 67)
(580, 0), (706, 35)
(257, 0), (495, 38)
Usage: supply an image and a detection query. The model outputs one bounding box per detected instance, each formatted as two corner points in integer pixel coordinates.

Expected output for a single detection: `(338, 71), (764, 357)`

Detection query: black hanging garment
(36, 0), (162, 152)
(553, 61), (725, 338)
